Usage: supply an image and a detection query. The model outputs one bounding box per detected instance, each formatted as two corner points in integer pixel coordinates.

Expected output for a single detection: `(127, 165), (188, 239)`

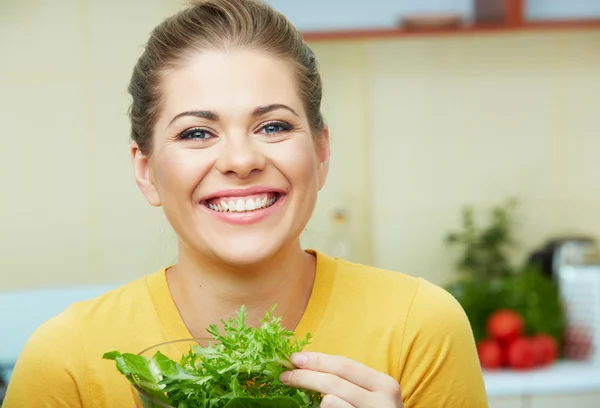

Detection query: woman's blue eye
(179, 128), (211, 140)
(261, 122), (292, 134)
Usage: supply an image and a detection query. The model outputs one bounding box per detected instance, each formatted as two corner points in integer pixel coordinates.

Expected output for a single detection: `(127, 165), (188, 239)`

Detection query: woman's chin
(208, 241), (284, 268)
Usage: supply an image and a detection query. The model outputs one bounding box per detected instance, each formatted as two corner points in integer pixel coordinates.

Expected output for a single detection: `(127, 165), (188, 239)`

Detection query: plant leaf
(222, 396), (308, 408)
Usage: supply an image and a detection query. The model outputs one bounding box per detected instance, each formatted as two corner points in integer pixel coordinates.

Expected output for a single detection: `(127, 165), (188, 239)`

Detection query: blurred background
(1, 0), (600, 406)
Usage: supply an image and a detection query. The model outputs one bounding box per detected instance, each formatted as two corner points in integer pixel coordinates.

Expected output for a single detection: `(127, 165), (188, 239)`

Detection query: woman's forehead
(158, 49), (305, 121)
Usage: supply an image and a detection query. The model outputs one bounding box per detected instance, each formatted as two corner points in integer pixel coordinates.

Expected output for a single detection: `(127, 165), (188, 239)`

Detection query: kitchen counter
(484, 360), (600, 397)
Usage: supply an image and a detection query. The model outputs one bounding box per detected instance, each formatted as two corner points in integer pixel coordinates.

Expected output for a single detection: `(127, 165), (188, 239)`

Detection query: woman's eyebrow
(252, 104), (299, 118)
(168, 110), (218, 128)
(167, 103), (299, 129)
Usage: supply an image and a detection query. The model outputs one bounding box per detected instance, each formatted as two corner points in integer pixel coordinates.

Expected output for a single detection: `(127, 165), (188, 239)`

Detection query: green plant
(444, 198), (565, 346)
(446, 198), (519, 280)
(500, 265), (565, 342)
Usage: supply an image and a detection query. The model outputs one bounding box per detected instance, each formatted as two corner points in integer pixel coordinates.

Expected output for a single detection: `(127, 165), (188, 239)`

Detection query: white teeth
(208, 195), (278, 212)
(235, 199), (245, 212)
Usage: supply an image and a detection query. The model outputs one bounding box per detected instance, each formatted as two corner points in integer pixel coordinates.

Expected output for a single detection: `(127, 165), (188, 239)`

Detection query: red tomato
(530, 334), (559, 366)
(487, 309), (525, 345)
(477, 339), (503, 370)
(507, 337), (536, 370)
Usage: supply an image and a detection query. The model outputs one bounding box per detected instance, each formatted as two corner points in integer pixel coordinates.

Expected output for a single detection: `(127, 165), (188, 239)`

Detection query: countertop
(484, 360), (600, 398)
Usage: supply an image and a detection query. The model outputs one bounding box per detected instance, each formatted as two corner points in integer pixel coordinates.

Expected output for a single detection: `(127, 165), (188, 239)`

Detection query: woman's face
(132, 49), (329, 266)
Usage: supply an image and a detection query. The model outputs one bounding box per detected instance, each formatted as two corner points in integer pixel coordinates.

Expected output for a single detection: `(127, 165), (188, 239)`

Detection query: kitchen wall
(0, 0), (186, 289)
(310, 29), (600, 285)
(1, 0), (599, 289)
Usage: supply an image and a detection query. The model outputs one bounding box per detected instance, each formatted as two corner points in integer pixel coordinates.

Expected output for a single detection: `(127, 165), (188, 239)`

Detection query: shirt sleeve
(399, 279), (489, 408)
(4, 307), (86, 407)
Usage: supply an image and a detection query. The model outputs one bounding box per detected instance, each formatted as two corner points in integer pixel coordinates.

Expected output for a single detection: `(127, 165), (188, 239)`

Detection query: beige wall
(1, 0), (599, 289)
(0, 0), (185, 289)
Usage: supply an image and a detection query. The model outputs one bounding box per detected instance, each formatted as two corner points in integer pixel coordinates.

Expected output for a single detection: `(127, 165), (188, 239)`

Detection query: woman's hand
(280, 351), (404, 408)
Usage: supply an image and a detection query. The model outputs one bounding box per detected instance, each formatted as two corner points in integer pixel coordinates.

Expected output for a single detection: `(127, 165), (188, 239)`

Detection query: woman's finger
(280, 368), (371, 407)
(291, 351), (401, 394)
(320, 394), (356, 408)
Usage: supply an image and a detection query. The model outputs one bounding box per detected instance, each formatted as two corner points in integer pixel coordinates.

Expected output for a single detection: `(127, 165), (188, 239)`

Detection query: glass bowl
(131, 338), (219, 408)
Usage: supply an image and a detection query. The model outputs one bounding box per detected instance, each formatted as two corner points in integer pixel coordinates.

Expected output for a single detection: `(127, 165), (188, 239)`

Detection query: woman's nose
(215, 135), (267, 179)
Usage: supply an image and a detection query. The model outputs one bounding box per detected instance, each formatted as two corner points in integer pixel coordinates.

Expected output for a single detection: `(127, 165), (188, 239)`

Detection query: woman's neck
(166, 240), (316, 338)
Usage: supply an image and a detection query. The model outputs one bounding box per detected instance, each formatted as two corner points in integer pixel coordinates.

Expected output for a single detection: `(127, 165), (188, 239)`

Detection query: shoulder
(5, 305), (85, 405)
(15, 270), (161, 368)
(321, 252), (453, 310)
(14, 272), (155, 360)
(321, 252), (469, 335)
(406, 277), (472, 338)
(5, 272), (163, 405)
(320, 252), (420, 296)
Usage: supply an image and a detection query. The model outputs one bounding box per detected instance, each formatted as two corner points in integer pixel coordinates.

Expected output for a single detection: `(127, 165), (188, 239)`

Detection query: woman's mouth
(202, 192), (283, 213)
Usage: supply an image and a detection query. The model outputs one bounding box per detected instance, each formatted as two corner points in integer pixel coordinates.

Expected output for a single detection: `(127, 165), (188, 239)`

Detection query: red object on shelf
(507, 0), (525, 26)
(474, 0), (524, 27)
(400, 13), (465, 31)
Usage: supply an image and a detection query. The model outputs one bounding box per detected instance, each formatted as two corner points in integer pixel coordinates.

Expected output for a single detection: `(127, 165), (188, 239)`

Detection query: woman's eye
(260, 122), (292, 135)
(179, 128), (212, 140)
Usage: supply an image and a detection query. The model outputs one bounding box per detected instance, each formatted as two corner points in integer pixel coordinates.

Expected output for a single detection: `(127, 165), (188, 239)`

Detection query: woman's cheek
(155, 149), (213, 197)
(269, 139), (320, 181)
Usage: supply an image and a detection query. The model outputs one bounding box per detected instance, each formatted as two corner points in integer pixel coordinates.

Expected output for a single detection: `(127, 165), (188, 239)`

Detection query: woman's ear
(316, 125), (330, 191)
(131, 141), (161, 207)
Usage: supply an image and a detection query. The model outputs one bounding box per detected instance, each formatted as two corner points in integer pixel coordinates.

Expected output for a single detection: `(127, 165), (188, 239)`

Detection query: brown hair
(128, 0), (324, 155)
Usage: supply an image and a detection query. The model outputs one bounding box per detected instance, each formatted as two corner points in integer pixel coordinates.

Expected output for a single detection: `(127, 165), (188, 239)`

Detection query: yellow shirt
(4, 251), (488, 407)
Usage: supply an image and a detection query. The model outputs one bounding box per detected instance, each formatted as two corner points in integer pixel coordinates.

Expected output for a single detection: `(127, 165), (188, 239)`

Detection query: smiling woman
(132, 47), (326, 267)
(4, 1), (488, 407)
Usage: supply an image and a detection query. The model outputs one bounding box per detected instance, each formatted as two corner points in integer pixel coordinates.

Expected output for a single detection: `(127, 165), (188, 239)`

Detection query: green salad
(103, 306), (322, 408)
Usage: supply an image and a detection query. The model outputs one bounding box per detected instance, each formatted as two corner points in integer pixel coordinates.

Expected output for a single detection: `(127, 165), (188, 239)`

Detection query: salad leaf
(103, 305), (322, 408)
(101, 350), (172, 404)
(222, 396), (306, 408)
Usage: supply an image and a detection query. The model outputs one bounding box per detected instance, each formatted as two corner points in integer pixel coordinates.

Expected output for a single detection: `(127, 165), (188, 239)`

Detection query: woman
(4, 0), (488, 407)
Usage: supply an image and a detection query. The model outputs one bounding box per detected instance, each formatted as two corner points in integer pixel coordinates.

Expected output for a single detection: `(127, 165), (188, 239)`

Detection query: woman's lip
(199, 186), (286, 202)
(200, 194), (286, 225)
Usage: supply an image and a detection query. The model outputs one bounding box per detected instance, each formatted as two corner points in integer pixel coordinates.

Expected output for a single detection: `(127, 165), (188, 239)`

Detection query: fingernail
(291, 352), (308, 367)
(280, 371), (292, 383)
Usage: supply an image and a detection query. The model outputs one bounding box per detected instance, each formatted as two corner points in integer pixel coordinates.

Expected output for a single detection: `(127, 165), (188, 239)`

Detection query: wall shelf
(302, 19), (600, 42)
